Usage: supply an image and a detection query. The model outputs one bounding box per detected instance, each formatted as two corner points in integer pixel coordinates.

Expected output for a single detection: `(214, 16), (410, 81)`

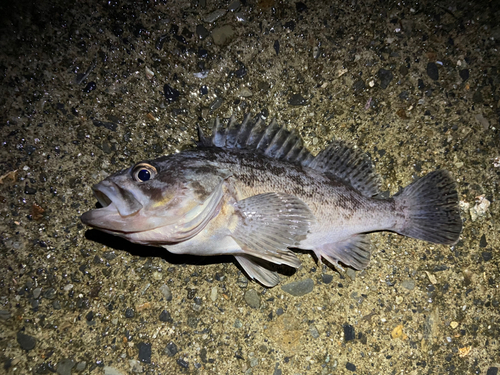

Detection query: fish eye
(132, 163), (157, 182)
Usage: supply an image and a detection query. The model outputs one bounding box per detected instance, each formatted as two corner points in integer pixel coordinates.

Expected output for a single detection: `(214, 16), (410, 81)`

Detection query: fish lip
(80, 180), (144, 231)
(80, 201), (121, 229)
(92, 180), (143, 216)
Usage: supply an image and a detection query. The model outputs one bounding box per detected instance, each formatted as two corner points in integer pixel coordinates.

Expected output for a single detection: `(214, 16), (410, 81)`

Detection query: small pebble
(203, 9), (226, 23)
(425, 271), (437, 284)
(377, 68), (393, 89)
(33, 287), (41, 299)
(145, 66), (154, 80)
(343, 324), (355, 341)
(210, 287), (218, 301)
(164, 84), (180, 103)
(165, 341), (178, 357)
(281, 278), (314, 296)
(296, 2), (308, 12)
(346, 362), (356, 372)
(76, 361), (86, 372)
(479, 234), (487, 247)
(159, 310), (173, 323)
(17, 332), (36, 351)
(234, 12), (247, 22)
(209, 97), (224, 111)
(309, 324), (320, 338)
(234, 66), (247, 78)
(237, 88), (252, 97)
(244, 289), (260, 309)
(482, 252), (492, 262)
(321, 274), (333, 284)
(237, 274), (249, 288)
(250, 357), (259, 367)
(391, 324), (407, 340)
(346, 268), (356, 281)
(177, 358), (189, 369)
(102, 251), (117, 261)
(352, 79), (366, 93)
(83, 81), (96, 93)
(450, 321), (459, 329)
(160, 284), (172, 301)
(128, 360), (143, 373)
(104, 366), (126, 375)
(459, 69), (469, 81)
(138, 342), (151, 363)
(43, 288), (56, 299)
(426, 62), (439, 81)
(288, 93), (307, 106)
(56, 358), (75, 375)
(228, 0), (241, 12)
(401, 279), (415, 290)
(196, 24), (210, 40)
(284, 20), (295, 31)
(212, 25), (235, 45)
(273, 40), (280, 55)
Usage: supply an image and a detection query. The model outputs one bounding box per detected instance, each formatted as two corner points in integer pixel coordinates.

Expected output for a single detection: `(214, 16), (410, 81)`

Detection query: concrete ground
(0, 0), (499, 374)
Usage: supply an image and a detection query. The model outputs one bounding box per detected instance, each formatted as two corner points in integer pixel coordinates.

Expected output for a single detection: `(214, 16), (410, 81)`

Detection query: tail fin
(394, 170), (462, 244)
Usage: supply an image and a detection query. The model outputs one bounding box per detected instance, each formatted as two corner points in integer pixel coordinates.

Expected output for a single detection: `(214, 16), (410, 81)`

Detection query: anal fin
(314, 234), (371, 270)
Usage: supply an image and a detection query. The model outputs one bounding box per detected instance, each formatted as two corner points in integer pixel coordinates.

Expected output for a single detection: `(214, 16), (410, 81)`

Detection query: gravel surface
(1, 0), (499, 374)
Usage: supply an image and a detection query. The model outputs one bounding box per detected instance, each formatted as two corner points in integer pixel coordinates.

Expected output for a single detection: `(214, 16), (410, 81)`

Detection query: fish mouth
(94, 188), (112, 207)
(80, 180), (144, 232)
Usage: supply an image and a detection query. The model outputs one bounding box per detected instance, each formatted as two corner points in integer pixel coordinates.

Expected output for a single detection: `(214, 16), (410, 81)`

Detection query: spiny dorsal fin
(198, 113), (314, 165)
(305, 140), (381, 197)
(198, 114), (381, 197)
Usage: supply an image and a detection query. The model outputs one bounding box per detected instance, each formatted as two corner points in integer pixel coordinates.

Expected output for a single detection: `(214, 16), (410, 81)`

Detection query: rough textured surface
(0, 0), (499, 374)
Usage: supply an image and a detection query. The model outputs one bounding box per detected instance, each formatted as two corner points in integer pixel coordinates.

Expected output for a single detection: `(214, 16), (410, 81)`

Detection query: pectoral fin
(231, 192), (314, 269)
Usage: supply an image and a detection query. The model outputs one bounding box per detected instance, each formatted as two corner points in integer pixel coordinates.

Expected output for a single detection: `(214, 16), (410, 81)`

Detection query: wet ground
(1, 0), (499, 374)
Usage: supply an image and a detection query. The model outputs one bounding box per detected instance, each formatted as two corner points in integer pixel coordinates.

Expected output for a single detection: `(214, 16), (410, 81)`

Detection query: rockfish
(81, 114), (462, 287)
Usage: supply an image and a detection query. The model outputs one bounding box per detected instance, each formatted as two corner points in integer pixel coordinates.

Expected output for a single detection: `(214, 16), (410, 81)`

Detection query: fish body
(81, 114), (462, 286)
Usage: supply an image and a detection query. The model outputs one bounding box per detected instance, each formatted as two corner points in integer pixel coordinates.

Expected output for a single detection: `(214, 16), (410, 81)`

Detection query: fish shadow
(84, 229), (299, 283)
(84, 229), (233, 266)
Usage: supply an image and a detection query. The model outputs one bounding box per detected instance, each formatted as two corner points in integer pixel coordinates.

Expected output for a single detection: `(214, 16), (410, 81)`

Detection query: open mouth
(94, 189), (112, 207)
(92, 180), (143, 217)
(80, 180), (144, 232)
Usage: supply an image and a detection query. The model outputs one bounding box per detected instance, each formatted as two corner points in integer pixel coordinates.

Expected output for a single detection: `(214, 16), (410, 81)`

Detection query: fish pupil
(137, 169), (151, 181)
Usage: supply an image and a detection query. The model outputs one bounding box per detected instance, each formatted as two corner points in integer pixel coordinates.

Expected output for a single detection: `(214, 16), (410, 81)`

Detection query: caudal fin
(394, 170), (462, 244)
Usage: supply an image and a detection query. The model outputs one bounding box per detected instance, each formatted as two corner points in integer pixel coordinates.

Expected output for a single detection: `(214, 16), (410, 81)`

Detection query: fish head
(81, 155), (226, 245)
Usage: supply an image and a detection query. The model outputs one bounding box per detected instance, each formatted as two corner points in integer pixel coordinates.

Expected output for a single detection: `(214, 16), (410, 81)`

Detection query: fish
(81, 114), (462, 287)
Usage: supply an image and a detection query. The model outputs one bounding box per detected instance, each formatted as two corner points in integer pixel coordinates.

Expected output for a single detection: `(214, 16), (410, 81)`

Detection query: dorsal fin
(198, 113), (381, 197)
(305, 140), (381, 197)
(198, 113), (314, 165)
